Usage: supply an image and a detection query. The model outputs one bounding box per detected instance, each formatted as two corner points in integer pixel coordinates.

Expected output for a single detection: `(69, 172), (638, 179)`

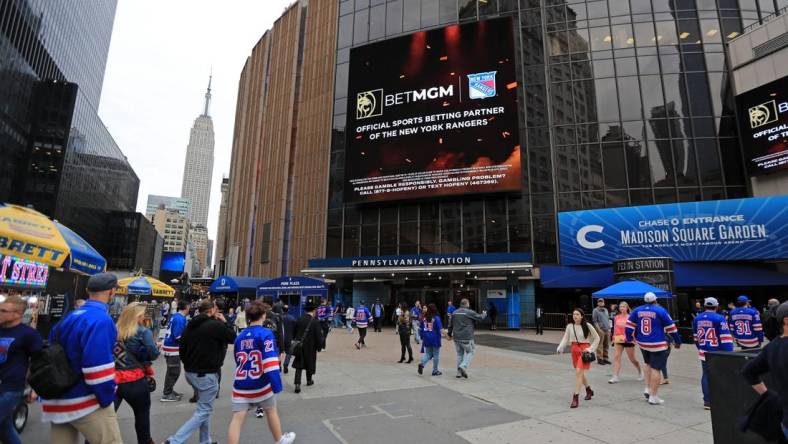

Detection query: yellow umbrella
(0, 203), (106, 275)
(116, 275), (176, 298)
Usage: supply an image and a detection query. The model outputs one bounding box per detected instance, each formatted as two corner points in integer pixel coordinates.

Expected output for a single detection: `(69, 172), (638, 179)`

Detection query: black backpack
(29, 326), (80, 398)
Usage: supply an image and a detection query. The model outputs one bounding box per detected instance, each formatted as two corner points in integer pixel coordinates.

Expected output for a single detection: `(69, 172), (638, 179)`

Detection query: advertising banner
(735, 75), (788, 175)
(558, 196), (788, 265)
(344, 17), (521, 203)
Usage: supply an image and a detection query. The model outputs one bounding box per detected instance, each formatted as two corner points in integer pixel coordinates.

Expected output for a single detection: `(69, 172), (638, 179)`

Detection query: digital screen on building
(735, 75), (788, 176)
(344, 17), (521, 203)
(161, 252), (186, 273)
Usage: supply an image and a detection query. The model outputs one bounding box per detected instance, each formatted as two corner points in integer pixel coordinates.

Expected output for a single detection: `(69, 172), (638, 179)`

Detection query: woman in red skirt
(557, 308), (601, 408)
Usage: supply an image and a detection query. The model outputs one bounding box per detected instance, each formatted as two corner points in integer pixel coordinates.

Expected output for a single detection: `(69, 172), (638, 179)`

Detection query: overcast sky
(99, 0), (293, 255)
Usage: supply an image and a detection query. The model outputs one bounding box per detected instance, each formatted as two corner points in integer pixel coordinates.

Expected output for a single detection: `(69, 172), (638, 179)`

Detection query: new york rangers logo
(467, 71), (497, 99)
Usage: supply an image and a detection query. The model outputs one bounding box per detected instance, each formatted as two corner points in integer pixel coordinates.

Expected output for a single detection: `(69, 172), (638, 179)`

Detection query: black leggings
(399, 333), (412, 359)
(358, 327), (367, 344)
(114, 378), (151, 444)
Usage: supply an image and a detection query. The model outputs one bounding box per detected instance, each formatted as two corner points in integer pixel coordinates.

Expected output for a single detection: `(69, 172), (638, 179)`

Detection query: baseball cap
(736, 295), (750, 304)
(597, 298), (604, 303)
(86, 272), (118, 292)
(644, 292), (657, 303)
(704, 297), (719, 307)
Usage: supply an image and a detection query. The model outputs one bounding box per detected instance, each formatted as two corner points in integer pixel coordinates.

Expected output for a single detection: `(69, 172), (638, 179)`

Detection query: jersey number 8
(641, 318), (652, 335)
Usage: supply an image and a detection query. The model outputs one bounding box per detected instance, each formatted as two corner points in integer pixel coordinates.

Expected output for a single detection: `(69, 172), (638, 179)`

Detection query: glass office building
(311, 0), (788, 318)
(326, 0), (788, 262)
(0, 0), (139, 250)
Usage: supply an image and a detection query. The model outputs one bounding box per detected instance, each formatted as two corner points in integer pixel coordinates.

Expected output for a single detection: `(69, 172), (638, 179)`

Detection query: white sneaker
(608, 375), (619, 384)
(278, 432), (296, 444)
(648, 396), (664, 405)
(643, 388), (651, 400)
(637, 371), (644, 381)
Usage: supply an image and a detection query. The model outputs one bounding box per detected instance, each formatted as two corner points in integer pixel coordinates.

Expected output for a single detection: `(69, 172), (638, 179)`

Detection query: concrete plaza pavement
(23, 326), (716, 443)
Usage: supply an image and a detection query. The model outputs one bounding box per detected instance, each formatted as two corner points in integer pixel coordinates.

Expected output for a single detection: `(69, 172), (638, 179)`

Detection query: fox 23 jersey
(728, 307), (764, 348)
(692, 311), (734, 360)
(232, 325), (282, 404)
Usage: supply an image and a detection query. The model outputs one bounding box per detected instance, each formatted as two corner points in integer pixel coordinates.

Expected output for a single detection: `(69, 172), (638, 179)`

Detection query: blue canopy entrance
(592, 280), (671, 300)
(257, 276), (329, 318)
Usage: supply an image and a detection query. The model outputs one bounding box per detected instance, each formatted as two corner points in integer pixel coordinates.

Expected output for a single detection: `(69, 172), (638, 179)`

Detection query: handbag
(572, 325), (597, 364)
(289, 316), (313, 356)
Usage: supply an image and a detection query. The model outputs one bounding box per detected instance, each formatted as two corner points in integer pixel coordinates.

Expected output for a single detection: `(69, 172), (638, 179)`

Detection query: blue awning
(675, 263), (788, 287)
(209, 276), (269, 293)
(540, 265), (613, 288)
(257, 276), (328, 293)
(540, 263), (788, 289)
(593, 280), (671, 299)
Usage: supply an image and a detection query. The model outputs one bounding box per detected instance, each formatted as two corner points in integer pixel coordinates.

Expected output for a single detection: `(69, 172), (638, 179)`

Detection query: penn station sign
(308, 253), (532, 269)
(558, 196), (788, 266)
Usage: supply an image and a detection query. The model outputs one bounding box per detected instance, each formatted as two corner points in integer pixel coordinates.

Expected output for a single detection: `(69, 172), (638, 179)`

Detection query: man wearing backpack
(0, 295), (42, 444)
(42, 272), (122, 443)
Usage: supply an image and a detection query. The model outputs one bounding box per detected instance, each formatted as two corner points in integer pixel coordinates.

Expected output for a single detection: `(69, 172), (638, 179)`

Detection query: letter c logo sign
(577, 225), (605, 250)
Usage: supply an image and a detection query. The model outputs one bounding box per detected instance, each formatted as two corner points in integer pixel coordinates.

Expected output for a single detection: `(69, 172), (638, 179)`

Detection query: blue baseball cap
(737, 295), (750, 304)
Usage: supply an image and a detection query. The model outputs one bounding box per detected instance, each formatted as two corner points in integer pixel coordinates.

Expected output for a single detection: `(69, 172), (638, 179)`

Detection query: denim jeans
(412, 320), (421, 343)
(454, 339), (475, 370)
(700, 360), (710, 403)
(346, 320), (353, 331)
(114, 378), (152, 444)
(0, 390), (23, 444)
(420, 346), (440, 373)
(168, 372), (219, 444)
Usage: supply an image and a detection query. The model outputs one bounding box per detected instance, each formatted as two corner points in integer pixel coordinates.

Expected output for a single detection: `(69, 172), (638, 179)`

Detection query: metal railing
(743, 5), (788, 34)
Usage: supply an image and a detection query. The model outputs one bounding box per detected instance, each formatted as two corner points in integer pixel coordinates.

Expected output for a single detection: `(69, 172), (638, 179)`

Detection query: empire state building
(181, 76), (215, 227)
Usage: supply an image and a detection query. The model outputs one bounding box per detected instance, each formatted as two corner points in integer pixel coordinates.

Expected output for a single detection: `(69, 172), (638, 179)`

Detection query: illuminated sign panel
(344, 17), (521, 203)
(735, 75), (788, 175)
(0, 253), (48, 288)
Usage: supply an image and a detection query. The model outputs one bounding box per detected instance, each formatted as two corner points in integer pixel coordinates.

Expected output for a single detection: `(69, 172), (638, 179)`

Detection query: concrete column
(520, 280), (535, 328)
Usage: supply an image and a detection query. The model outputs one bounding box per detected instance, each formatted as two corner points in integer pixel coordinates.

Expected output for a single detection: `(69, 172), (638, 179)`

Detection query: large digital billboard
(735, 75), (788, 176)
(161, 252), (186, 273)
(344, 17), (521, 203)
(558, 196), (788, 265)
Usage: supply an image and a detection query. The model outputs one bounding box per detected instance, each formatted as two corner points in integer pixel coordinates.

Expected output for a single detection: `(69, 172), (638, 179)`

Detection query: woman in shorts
(609, 301), (644, 383)
(557, 308), (601, 408)
(227, 300), (295, 444)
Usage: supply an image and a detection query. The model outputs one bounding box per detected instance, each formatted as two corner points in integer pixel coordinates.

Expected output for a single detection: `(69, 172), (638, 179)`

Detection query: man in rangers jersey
(728, 295), (764, 349)
(626, 292), (682, 406)
(316, 298), (332, 350)
(161, 300), (189, 402)
(227, 300), (295, 444)
(45, 272), (122, 443)
(692, 297), (734, 409)
(355, 301), (372, 349)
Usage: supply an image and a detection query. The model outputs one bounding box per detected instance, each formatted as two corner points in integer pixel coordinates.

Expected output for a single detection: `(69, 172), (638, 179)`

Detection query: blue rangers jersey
(232, 325), (282, 404)
(316, 304), (331, 322)
(42, 300), (117, 424)
(625, 304), (682, 352)
(692, 311), (734, 360)
(728, 307), (764, 348)
(163, 312), (187, 356)
(355, 306), (371, 328)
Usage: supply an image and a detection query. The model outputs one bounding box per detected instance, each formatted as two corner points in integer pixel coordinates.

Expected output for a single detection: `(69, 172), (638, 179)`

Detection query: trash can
(706, 350), (778, 444)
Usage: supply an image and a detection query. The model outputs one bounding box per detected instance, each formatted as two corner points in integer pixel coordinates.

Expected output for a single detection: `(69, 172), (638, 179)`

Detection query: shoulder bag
(289, 317), (313, 356)
(572, 325), (597, 364)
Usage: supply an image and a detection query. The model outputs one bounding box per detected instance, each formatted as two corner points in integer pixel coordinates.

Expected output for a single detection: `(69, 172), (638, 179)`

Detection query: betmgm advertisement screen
(344, 17), (521, 203)
(735, 75), (788, 176)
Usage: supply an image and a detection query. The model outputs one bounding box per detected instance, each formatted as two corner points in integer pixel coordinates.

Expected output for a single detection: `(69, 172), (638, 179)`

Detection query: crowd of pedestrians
(2, 270), (787, 442)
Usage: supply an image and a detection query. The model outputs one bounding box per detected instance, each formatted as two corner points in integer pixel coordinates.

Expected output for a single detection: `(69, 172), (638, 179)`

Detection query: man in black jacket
(293, 303), (323, 393)
(164, 299), (236, 444)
